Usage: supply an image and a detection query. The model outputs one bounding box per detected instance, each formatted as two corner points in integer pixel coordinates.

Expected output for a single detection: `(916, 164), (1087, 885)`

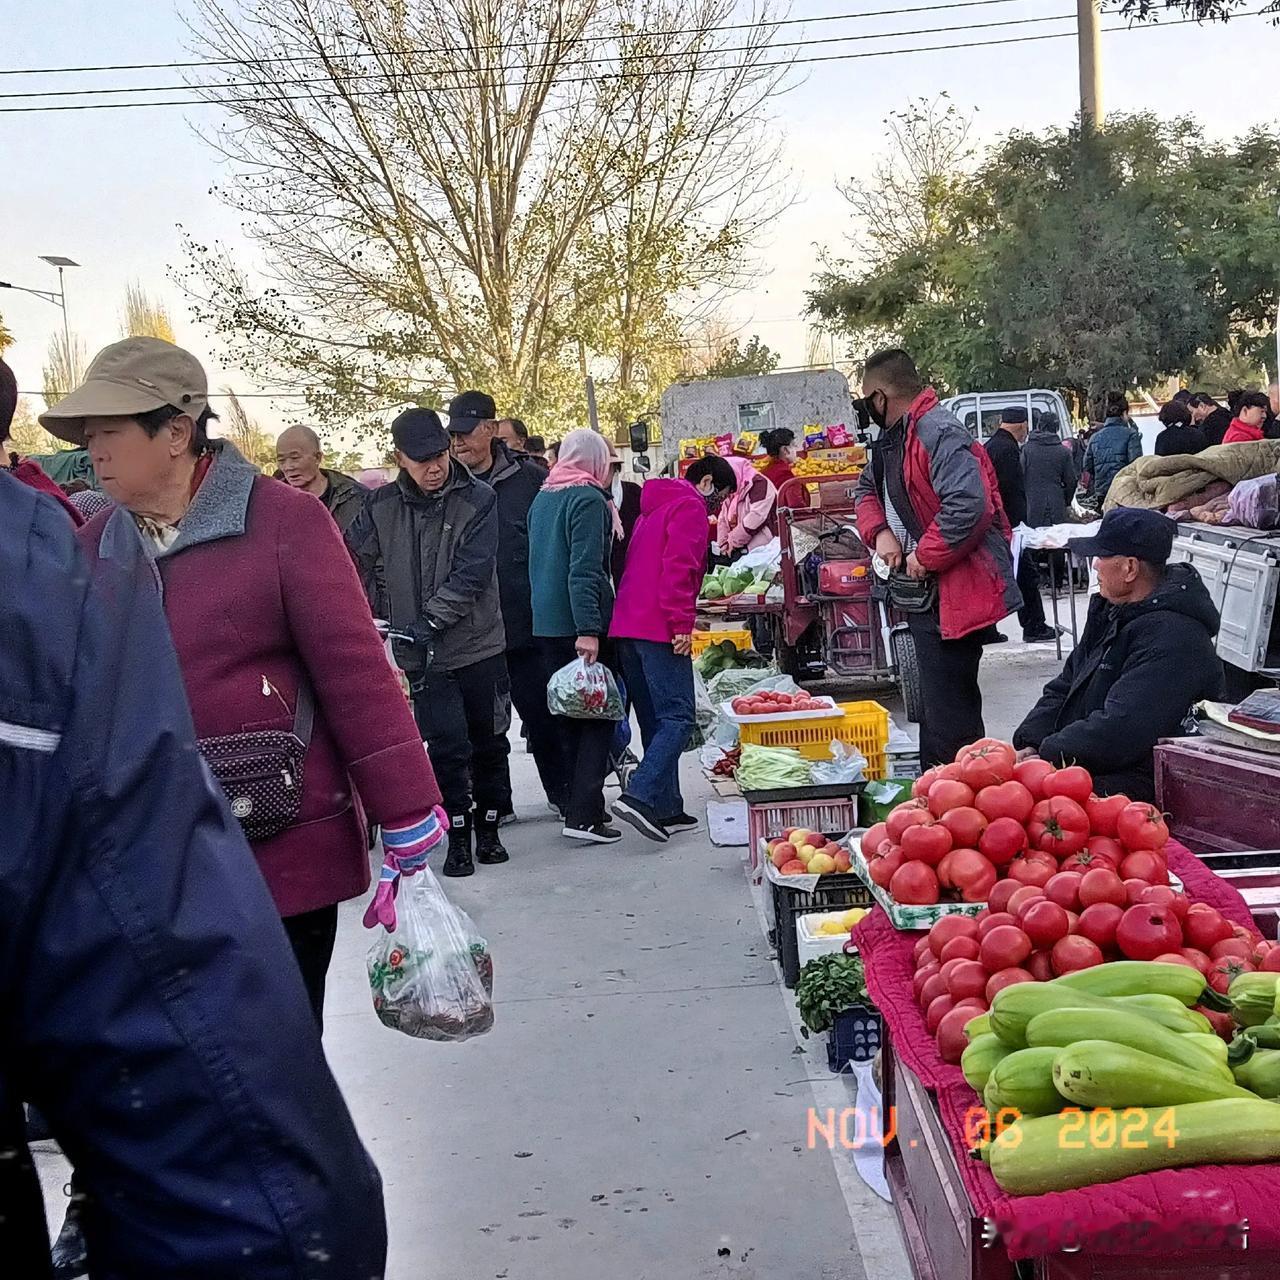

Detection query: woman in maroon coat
(45, 338), (444, 1026)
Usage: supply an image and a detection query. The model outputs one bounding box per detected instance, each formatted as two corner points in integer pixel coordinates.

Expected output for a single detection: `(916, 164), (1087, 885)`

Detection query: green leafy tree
(705, 334), (780, 378)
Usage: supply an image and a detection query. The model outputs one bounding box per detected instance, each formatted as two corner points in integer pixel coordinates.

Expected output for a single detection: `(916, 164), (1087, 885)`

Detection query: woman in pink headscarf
(528, 429), (625, 843)
(716, 455), (778, 555)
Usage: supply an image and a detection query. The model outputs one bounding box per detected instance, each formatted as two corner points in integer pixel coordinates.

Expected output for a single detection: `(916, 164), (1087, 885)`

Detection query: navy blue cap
(1068, 507), (1176, 565)
(446, 390), (497, 434)
(392, 407), (450, 461)
(1001, 406), (1028, 424)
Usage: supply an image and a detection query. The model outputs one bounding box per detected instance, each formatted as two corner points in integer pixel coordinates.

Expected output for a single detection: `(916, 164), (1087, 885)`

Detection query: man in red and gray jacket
(854, 348), (1021, 766)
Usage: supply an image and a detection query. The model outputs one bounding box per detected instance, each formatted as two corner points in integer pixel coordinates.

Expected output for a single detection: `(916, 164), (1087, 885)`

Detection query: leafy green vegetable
(796, 953), (873, 1037)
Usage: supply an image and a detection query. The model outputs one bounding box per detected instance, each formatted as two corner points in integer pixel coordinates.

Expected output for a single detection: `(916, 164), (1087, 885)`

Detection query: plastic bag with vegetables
(546, 658), (625, 720)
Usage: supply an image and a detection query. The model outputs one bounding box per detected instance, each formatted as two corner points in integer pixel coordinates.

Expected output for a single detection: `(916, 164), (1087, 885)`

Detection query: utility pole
(1077, 0), (1103, 128)
(584, 375), (600, 433)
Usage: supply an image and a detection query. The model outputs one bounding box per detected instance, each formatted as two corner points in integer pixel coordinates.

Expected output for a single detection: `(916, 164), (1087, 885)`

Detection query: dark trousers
(1015, 553), (1047, 636)
(906, 610), (985, 768)
(411, 653), (513, 824)
(506, 644), (570, 809)
(618, 639), (694, 819)
(282, 903), (339, 1032)
(538, 636), (615, 828)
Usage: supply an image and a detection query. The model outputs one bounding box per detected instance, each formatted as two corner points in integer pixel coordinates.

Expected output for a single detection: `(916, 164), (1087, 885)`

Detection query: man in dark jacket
(1013, 508), (1224, 801)
(1153, 401), (1207, 457)
(1, 472), (385, 1280)
(347, 407), (512, 875)
(1191, 393), (1233, 447)
(447, 390), (568, 815)
(274, 425), (370, 533)
(986, 408), (1058, 644)
(854, 348), (1021, 765)
(1022, 413), (1079, 528)
(1082, 393), (1142, 506)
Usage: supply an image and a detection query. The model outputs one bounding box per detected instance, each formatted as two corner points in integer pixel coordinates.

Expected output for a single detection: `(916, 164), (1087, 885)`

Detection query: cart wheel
(891, 629), (923, 724)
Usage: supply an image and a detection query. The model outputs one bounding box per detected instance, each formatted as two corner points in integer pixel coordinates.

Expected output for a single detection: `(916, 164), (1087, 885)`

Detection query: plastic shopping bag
(366, 868), (494, 1042)
(546, 657), (625, 720)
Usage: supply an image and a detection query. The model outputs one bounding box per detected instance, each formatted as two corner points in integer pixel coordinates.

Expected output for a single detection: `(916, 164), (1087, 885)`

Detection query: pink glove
(362, 805), (449, 931)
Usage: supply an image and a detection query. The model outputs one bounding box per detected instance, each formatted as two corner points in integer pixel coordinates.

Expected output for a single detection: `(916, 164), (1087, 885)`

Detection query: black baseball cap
(1001, 406), (1028, 424)
(447, 390), (497, 434)
(392, 407), (450, 461)
(1068, 508), (1176, 566)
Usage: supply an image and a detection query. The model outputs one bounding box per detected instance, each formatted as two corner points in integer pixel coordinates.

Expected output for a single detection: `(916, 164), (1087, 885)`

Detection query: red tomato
(1197, 1005), (1238, 1041)
(1153, 952), (1196, 968)
(1043, 765), (1094, 806)
(1043, 871), (1084, 911)
(975, 780), (1035, 825)
(1116, 802), (1170, 852)
(936, 762), (966, 782)
(977, 911), (1018, 939)
(940, 806), (989, 848)
(979, 816), (1027, 868)
(1138, 885), (1188, 919)
(1059, 838), (1121, 874)
(1115, 905), (1183, 961)
(985, 967), (1035, 1003)
(927, 778), (976, 818)
(928, 915), (980, 958)
(1007, 853), (1055, 888)
(859, 823), (889, 861)
(886, 800), (932, 843)
(1026, 949), (1056, 981)
(957, 738), (1017, 768)
(1078, 868), (1128, 909)
(911, 768), (940, 800)
(1210, 938), (1254, 962)
(936, 1005), (978, 1064)
(901, 821), (954, 867)
(1021, 900), (1071, 949)
(913, 935), (933, 962)
(1261, 948), (1280, 974)
(1085, 793), (1130, 838)
(1183, 904), (1234, 951)
(866, 846), (904, 889)
(1119, 850), (1167, 885)
(1208, 955), (1256, 994)
(1123, 877), (1152, 906)
(1028, 796), (1090, 859)
(889, 861), (940, 905)
(1076, 902), (1124, 952)
(912, 962), (941, 1003)
(987, 880), (1021, 915)
(925, 993), (956, 1034)
(945, 959), (989, 1002)
(939, 935), (982, 963)
(938, 848), (998, 902)
(1013, 757), (1056, 800)
(979, 924), (1033, 971)
(958, 745), (1016, 791)
(1006, 885), (1046, 919)
(1180, 947), (1213, 976)
(918, 971), (949, 1008)
(1051, 934), (1104, 975)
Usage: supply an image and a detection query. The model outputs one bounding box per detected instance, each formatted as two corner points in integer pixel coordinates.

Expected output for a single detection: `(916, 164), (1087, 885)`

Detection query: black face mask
(704, 488), (728, 514)
(852, 392), (889, 432)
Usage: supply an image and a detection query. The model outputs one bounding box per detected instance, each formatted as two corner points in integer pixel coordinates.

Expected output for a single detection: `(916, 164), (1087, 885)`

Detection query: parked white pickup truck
(941, 389), (1078, 443)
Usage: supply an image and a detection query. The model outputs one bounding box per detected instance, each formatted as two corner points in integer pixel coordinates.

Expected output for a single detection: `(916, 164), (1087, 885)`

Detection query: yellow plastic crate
(692, 627), (753, 657)
(739, 700), (890, 779)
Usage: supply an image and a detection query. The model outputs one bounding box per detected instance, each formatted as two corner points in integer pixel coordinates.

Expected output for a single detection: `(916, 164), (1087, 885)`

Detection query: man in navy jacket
(0, 472), (385, 1279)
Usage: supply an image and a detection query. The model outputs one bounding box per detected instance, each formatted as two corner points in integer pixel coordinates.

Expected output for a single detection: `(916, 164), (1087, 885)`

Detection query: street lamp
(0, 254), (79, 348)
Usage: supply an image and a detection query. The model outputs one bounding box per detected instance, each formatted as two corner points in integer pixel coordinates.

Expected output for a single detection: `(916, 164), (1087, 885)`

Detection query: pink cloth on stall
(853, 841), (1280, 1261)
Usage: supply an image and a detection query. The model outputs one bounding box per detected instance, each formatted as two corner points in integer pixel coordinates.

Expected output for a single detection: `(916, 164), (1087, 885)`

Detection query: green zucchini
(1229, 972), (1280, 1028)
(1054, 961), (1206, 1006)
(1233, 1047), (1280, 1098)
(961, 1033), (1011, 1094)
(1053, 1040), (1258, 1109)
(986, 1047), (1066, 1118)
(989, 1099), (1280, 1195)
(990, 982), (1206, 1048)
(1108, 993), (1212, 1034)
(964, 1013), (992, 1042)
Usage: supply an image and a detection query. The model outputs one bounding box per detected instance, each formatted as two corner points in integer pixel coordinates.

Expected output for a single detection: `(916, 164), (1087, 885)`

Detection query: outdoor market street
(35, 627), (1065, 1280)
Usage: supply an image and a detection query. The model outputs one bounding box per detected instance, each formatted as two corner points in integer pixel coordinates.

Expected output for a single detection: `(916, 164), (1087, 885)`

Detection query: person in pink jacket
(609, 470), (711, 842)
(716, 454), (778, 554)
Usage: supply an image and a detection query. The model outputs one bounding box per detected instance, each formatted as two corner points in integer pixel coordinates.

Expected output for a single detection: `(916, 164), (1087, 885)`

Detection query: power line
(0, 6), (1071, 102)
(0, 13), (1237, 114)
(0, 0), (1029, 78)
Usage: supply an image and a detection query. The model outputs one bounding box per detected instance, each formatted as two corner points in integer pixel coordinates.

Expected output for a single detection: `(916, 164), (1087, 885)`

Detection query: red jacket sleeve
(277, 495), (442, 823)
(854, 463), (889, 545)
(659, 497), (711, 638)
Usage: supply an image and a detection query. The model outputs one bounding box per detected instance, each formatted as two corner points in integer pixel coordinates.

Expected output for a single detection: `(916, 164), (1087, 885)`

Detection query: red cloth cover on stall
(853, 841), (1280, 1259)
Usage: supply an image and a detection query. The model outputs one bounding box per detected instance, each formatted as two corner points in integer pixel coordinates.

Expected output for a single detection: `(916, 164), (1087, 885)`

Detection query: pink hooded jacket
(716, 456), (778, 553)
(610, 478), (709, 643)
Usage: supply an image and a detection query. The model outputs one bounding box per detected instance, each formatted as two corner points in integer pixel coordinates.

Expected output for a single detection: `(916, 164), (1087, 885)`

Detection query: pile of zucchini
(962, 962), (1280, 1196)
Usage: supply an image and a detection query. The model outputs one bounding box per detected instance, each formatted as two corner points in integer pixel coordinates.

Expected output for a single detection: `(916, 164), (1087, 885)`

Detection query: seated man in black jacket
(1013, 508), (1225, 801)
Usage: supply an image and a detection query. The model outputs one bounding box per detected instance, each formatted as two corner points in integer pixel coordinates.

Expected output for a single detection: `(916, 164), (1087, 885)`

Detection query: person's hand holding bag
(363, 804), (450, 931)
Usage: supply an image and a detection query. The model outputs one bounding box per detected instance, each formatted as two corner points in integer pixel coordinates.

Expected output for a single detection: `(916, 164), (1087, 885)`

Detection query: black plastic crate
(772, 872), (874, 989)
(826, 1004), (882, 1072)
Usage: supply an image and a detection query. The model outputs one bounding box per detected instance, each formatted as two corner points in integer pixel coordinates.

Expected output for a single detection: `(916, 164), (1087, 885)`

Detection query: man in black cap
(347, 407), (513, 875)
(1013, 508), (1224, 800)
(447, 390), (568, 817)
(985, 407), (1059, 644)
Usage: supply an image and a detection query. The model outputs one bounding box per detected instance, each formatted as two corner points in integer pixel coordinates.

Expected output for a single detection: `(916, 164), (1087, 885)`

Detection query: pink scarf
(542, 428), (624, 537)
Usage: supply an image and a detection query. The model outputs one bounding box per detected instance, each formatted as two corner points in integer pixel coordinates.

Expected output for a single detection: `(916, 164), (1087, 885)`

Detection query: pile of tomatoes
(730, 690), (832, 716)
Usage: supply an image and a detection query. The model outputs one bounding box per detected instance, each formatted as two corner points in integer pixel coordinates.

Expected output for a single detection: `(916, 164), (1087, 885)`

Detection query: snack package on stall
(547, 657), (625, 720)
(713, 432), (735, 457)
(826, 423), (852, 447)
(366, 868), (494, 1042)
(803, 425), (827, 450)
(734, 432), (759, 456)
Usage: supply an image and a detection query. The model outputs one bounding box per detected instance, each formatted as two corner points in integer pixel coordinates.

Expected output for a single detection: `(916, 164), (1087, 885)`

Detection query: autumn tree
(0, 313), (13, 355)
(178, 0), (790, 437)
(42, 331), (86, 409)
(3, 397), (62, 455)
(218, 387), (277, 471)
(122, 283), (176, 343)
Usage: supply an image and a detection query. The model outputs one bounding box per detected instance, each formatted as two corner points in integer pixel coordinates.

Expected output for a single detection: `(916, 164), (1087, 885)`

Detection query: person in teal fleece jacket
(528, 429), (622, 842)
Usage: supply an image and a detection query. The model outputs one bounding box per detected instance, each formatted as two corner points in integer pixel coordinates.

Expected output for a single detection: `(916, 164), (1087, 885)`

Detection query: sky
(2, 0), (1276, 456)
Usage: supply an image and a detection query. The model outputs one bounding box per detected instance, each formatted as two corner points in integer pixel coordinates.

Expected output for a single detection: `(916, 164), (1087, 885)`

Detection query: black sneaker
(613, 795), (670, 843)
(442, 816), (475, 877)
(661, 812), (701, 835)
(1022, 624), (1064, 644)
(51, 1186), (88, 1280)
(475, 826), (510, 865)
(563, 822), (623, 844)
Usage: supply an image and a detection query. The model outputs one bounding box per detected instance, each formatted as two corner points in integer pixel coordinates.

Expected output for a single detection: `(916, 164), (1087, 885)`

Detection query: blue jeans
(617, 639), (695, 818)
